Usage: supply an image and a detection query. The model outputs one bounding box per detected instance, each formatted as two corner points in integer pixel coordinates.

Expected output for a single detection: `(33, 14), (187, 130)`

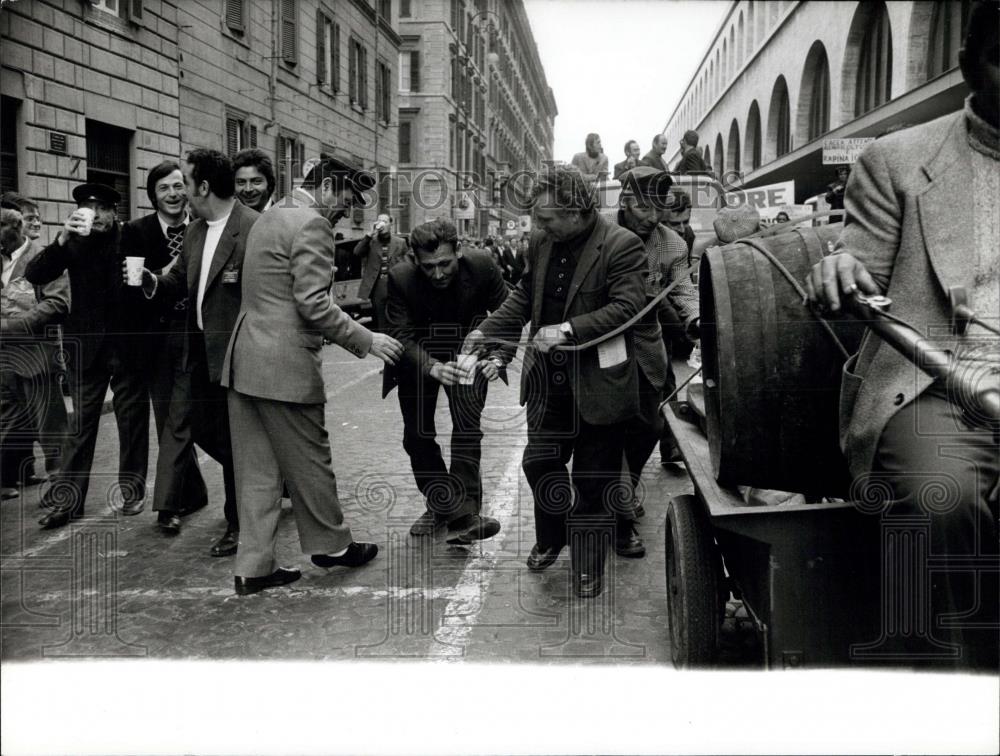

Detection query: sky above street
(523, 0), (730, 166)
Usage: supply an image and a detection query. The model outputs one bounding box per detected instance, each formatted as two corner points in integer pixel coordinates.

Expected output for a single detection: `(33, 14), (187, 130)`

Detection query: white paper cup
(75, 207), (95, 236)
(456, 354), (478, 385)
(125, 257), (145, 286)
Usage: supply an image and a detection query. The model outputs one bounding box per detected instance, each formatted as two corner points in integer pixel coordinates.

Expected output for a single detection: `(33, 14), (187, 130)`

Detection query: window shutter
(225, 0), (244, 34)
(399, 122), (411, 163)
(298, 142), (306, 182)
(349, 42), (357, 103)
(400, 0), (410, 17)
(281, 0), (297, 65)
(332, 23), (341, 92)
(410, 51), (420, 92)
(375, 62), (383, 122)
(249, 124), (258, 148)
(127, 0), (143, 23)
(226, 117), (239, 156)
(316, 11), (326, 83)
(361, 47), (369, 109)
(277, 135), (287, 197)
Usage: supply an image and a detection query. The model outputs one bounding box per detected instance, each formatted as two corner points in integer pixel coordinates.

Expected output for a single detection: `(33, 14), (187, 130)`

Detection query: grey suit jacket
(156, 201), (259, 383)
(1, 241), (70, 377)
(835, 110), (981, 478)
(222, 194), (374, 404)
(477, 215), (647, 425)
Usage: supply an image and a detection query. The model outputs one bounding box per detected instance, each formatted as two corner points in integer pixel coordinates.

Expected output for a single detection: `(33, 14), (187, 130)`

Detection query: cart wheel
(664, 494), (722, 667)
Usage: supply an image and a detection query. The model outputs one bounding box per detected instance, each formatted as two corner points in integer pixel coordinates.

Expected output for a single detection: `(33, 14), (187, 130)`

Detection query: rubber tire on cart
(664, 494), (722, 667)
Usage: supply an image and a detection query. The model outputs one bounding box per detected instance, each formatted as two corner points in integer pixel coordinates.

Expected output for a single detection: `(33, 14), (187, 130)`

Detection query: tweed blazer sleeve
(832, 141), (901, 293)
(2, 247), (70, 337)
(291, 214), (373, 357)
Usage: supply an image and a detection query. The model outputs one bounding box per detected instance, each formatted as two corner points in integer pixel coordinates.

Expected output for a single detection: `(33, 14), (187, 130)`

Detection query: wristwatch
(558, 321), (574, 339)
(489, 356), (504, 370)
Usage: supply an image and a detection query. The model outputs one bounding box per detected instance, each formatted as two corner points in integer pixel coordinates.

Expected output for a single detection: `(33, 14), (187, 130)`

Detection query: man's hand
(368, 332), (403, 364)
(121, 261), (157, 295)
(479, 358), (502, 382)
(57, 210), (90, 245)
(805, 252), (880, 313)
(532, 324), (569, 354)
(429, 361), (464, 386)
(461, 328), (487, 356)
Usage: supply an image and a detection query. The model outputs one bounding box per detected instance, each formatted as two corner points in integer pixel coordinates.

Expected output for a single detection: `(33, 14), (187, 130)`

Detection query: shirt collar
(157, 211), (188, 237)
(7, 239), (30, 261)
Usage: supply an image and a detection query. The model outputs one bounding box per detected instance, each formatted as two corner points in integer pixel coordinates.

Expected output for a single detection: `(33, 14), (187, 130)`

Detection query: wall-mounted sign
(822, 137), (875, 165)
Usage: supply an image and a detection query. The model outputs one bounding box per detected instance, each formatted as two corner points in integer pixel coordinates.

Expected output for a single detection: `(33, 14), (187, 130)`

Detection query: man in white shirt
(138, 149), (260, 557)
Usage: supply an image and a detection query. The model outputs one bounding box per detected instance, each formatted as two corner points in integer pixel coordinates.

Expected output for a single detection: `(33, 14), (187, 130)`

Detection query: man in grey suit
(222, 156), (403, 596)
(806, 0), (998, 670)
(138, 149), (259, 555)
(354, 213), (409, 332)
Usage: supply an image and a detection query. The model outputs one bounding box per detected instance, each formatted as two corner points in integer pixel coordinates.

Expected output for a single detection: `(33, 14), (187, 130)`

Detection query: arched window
(726, 119), (741, 179)
(767, 75), (791, 159)
(768, 1), (779, 28)
(714, 133), (725, 177)
(729, 26), (736, 76)
(721, 40), (727, 88)
(744, 100), (762, 171)
(748, 2), (756, 52)
(852, 1), (893, 116)
(715, 50), (721, 94)
(738, 12), (745, 67)
(927, 0), (971, 79)
(703, 144), (711, 167)
(798, 41), (831, 142)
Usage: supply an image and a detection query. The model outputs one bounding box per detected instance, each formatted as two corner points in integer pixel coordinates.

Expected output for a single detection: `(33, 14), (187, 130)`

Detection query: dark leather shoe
(234, 568), (301, 596)
(39, 507), (77, 530)
(527, 543), (564, 572)
(157, 512), (181, 535)
(446, 514), (501, 545)
(210, 528), (239, 557)
(615, 529), (646, 558)
(1, 486), (19, 501)
(574, 571), (603, 599)
(409, 510), (447, 536)
(311, 542), (378, 569)
(120, 500), (144, 516)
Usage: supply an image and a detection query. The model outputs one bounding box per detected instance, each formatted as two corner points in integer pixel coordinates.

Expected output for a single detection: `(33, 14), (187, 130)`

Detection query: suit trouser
(623, 370), (665, 515)
(40, 343), (149, 515)
(369, 275), (389, 333)
(186, 333), (238, 529)
(149, 326), (208, 514)
(228, 389), (353, 578)
(872, 387), (998, 670)
(521, 365), (629, 573)
(0, 362), (65, 484)
(397, 370), (487, 523)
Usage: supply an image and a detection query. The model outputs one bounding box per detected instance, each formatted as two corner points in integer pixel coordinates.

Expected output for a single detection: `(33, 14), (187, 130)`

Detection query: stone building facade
(1, 0), (399, 243)
(396, 0), (556, 238)
(661, 0), (972, 201)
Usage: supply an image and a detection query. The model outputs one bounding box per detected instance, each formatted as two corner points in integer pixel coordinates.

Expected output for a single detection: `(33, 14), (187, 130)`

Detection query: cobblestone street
(1, 346), (757, 665)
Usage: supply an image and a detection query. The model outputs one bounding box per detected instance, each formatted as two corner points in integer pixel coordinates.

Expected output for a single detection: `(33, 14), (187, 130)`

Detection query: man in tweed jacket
(806, 1), (998, 670)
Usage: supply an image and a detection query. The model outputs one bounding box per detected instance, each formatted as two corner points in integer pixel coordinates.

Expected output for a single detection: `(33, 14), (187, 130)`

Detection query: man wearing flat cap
(26, 183), (152, 529)
(617, 167), (700, 490)
(220, 155), (404, 595)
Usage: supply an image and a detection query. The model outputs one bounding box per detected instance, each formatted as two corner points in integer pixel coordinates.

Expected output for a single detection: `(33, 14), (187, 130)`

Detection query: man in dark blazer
(384, 218), (511, 542)
(27, 183), (151, 530)
(806, 1), (998, 670)
(140, 149), (259, 556)
(0, 207), (70, 497)
(222, 156), (403, 595)
(640, 134), (670, 172)
(613, 140), (642, 181)
(354, 214), (409, 332)
(463, 165), (647, 598)
(120, 161), (208, 535)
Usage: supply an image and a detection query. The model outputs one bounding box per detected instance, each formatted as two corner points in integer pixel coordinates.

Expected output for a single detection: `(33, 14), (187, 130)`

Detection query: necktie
(166, 224), (185, 258)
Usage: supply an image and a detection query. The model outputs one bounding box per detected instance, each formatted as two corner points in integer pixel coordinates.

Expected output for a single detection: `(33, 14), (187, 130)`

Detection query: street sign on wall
(822, 138), (875, 165)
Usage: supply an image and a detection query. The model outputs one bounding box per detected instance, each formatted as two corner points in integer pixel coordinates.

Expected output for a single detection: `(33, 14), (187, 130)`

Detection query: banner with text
(822, 137), (875, 165)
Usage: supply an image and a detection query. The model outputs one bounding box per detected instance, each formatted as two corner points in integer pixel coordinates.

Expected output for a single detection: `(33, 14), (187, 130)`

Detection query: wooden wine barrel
(698, 224), (865, 496)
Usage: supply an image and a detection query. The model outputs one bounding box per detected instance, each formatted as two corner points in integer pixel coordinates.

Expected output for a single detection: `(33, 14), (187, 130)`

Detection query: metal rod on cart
(844, 293), (1000, 423)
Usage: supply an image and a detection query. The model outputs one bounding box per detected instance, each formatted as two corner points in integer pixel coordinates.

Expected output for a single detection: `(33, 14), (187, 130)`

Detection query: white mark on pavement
(23, 584), (459, 602)
(428, 449), (523, 659)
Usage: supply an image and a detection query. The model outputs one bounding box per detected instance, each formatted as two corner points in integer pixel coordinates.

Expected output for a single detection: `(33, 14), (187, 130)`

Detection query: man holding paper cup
(383, 218), (511, 543)
(26, 183), (152, 529)
(461, 165), (647, 599)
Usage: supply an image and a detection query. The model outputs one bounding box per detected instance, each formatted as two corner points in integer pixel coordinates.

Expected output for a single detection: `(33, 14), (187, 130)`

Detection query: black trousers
(369, 275), (389, 333)
(183, 333), (238, 528)
(873, 387), (998, 670)
(657, 307), (680, 461)
(623, 370), (664, 510)
(40, 343), (149, 515)
(149, 326), (208, 514)
(521, 363), (629, 573)
(397, 370), (487, 523)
